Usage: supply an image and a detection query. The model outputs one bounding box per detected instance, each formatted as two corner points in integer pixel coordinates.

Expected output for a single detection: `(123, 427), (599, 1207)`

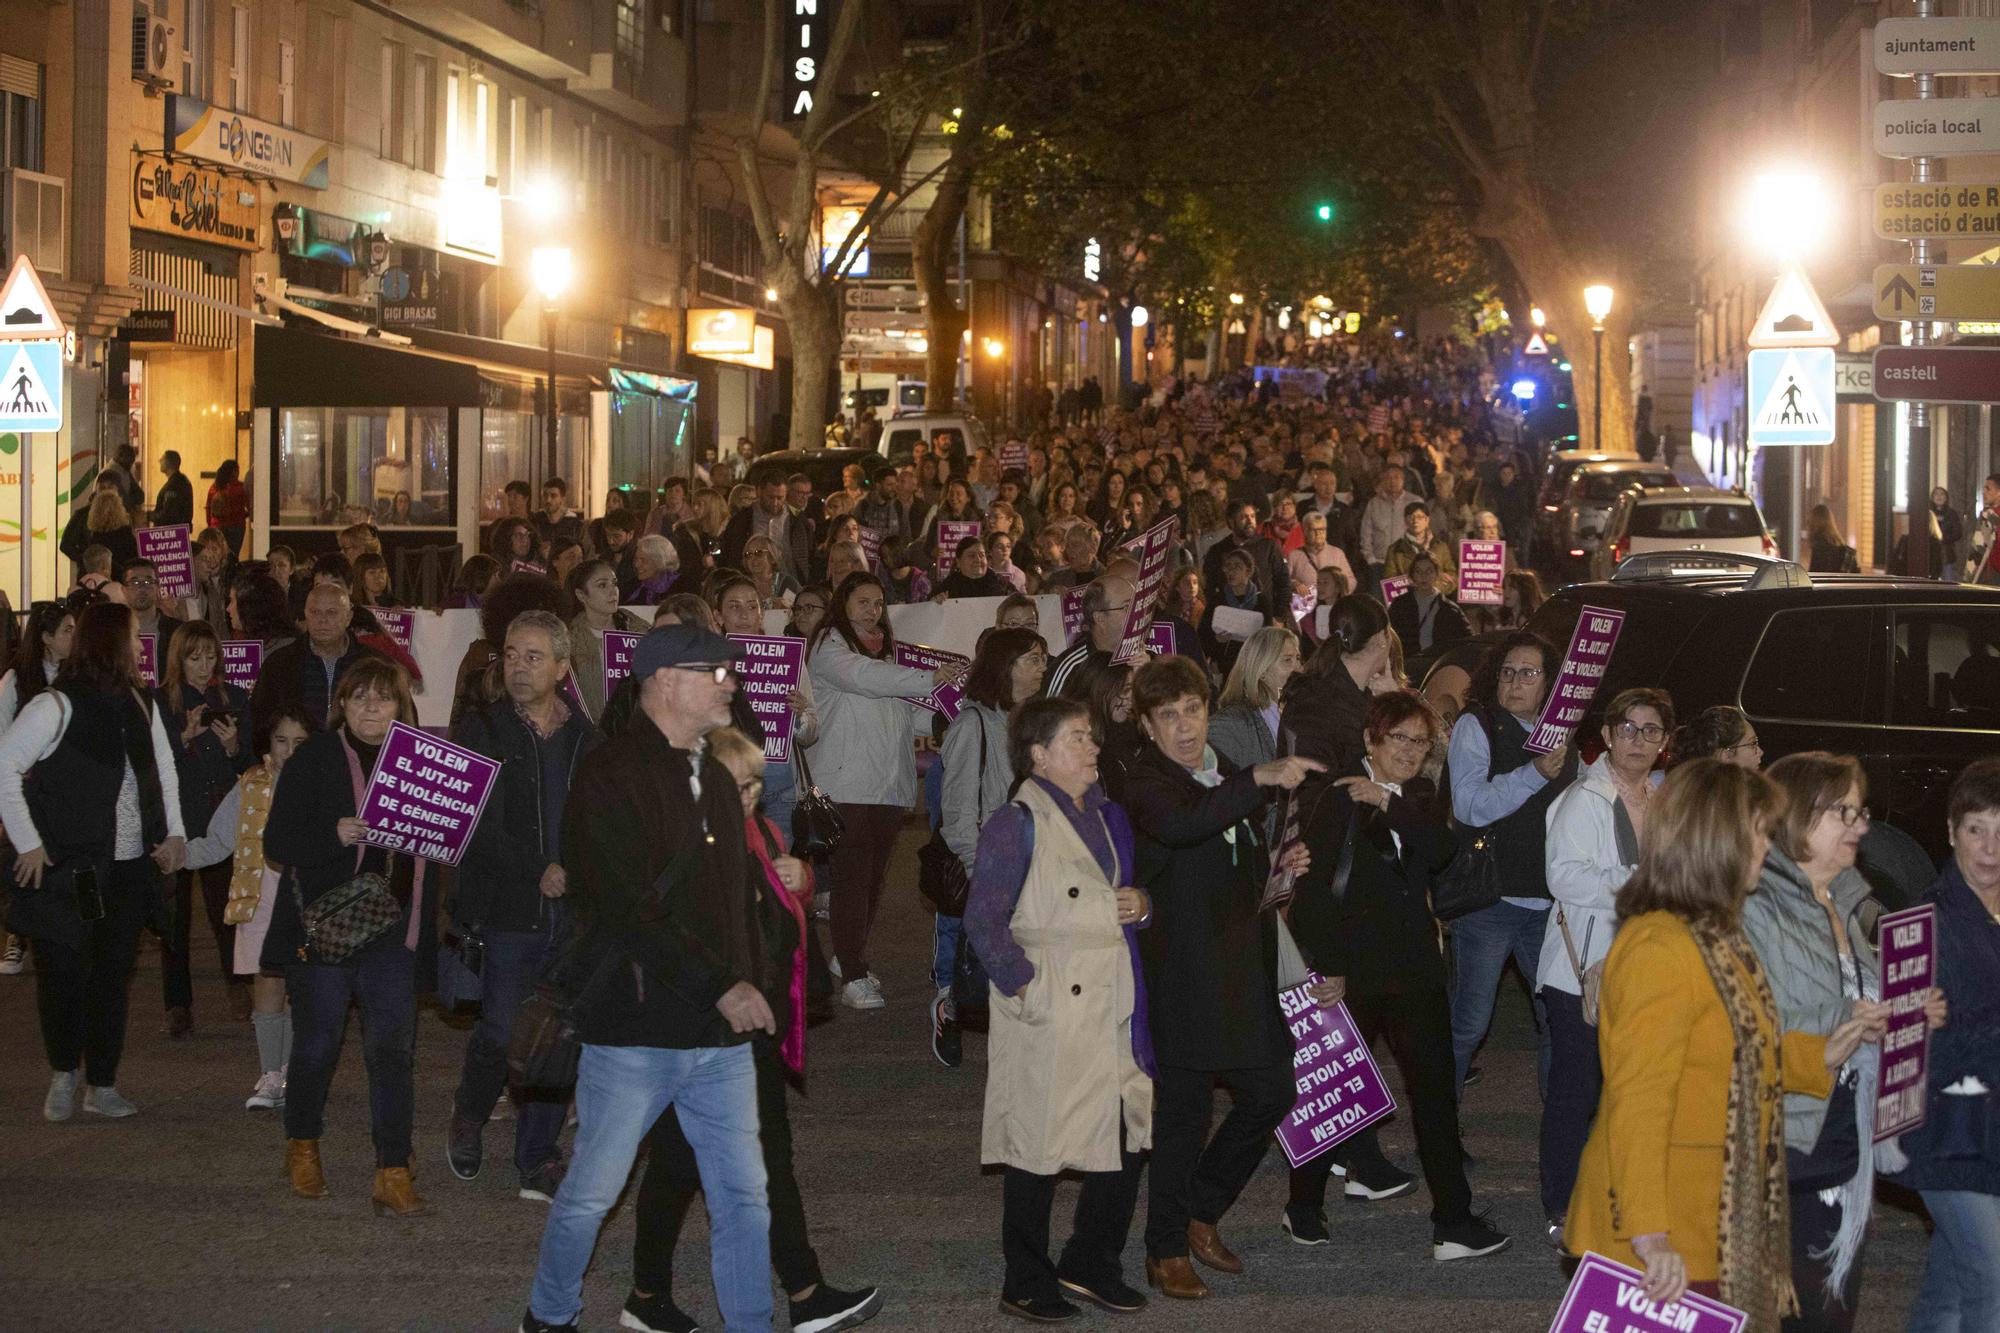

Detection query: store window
(478, 410), (582, 520)
(278, 406), (452, 525)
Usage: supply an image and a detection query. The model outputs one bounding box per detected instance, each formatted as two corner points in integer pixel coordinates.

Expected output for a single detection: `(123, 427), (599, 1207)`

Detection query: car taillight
(1762, 532), (1777, 557)
(1544, 504), (1560, 512)
(1568, 548), (1585, 559)
(1610, 538), (1627, 564)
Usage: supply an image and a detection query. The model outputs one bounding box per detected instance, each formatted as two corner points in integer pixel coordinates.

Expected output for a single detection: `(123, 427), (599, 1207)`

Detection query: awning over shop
(253, 325), (595, 412)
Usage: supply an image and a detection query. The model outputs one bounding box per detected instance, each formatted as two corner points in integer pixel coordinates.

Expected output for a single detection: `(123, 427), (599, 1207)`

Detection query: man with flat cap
(522, 623), (784, 1333)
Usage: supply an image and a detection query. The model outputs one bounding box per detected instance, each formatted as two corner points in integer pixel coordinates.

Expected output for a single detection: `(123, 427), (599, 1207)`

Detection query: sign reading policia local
(131, 152), (262, 251)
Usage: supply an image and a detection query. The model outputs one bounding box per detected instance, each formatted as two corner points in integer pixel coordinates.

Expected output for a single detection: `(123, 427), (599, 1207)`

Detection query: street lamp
(532, 246), (573, 477)
(1583, 283), (1614, 454)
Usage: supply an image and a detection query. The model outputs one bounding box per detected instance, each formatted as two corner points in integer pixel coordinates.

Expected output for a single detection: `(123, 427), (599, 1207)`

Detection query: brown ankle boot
(371, 1165), (432, 1217)
(287, 1139), (328, 1199)
(1145, 1255), (1209, 1300)
(1186, 1220), (1243, 1274)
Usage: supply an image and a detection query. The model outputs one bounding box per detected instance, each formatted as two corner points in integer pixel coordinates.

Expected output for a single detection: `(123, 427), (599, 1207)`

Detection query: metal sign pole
(18, 431), (29, 606)
(1906, 0), (1938, 576)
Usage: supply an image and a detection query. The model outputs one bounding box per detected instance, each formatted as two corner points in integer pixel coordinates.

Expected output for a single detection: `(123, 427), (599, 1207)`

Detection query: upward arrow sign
(1880, 270), (1918, 313)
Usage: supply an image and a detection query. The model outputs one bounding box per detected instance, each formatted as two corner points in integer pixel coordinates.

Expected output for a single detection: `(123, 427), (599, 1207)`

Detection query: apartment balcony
(392, 0), (595, 80)
(565, 0), (688, 127)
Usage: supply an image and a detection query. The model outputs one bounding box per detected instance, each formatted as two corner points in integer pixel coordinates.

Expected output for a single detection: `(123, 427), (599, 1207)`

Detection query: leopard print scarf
(1685, 915), (1797, 1332)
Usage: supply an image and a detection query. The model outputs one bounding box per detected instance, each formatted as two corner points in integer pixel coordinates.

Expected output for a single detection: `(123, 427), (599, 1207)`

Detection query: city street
(0, 819), (1933, 1332)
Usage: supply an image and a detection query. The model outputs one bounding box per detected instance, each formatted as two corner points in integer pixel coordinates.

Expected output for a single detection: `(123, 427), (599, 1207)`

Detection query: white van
(877, 413), (991, 473)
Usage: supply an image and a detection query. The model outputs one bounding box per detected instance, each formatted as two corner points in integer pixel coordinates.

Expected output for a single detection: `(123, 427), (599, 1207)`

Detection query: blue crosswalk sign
(1747, 347), (1835, 447)
(0, 339), (62, 433)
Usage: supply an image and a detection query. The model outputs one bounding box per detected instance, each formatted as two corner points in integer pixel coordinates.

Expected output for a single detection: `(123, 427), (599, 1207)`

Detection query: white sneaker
(44, 1070), (78, 1122)
(84, 1085), (138, 1118)
(492, 1090), (515, 1121)
(0, 939), (24, 974)
(828, 956), (843, 982)
(246, 1071), (286, 1110)
(838, 974), (885, 1010)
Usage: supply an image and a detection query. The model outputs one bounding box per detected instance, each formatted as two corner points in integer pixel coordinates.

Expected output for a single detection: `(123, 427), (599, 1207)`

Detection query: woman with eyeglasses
(1536, 687), (1672, 1251)
(1671, 705), (1763, 769)
(1445, 630), (1577, 1099)
(1286, 691), (1510, 1261)
(1741, 752), (1947, 1332)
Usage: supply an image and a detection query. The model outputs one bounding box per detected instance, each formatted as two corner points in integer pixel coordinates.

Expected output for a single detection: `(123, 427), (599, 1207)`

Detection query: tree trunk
(915, 165), (972, 408)
(786, 286), (841, 453)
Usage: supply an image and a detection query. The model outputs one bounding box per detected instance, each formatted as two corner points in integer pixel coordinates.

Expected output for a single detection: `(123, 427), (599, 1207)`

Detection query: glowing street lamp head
(1583, 284), (1614, 326)
(1529, 306), (1546, 328)
(982, 337), (1007, 360)
(1129, 305), (1149, 328)
(532, 246), (574, 304)
(1743, 170), (1831, 261)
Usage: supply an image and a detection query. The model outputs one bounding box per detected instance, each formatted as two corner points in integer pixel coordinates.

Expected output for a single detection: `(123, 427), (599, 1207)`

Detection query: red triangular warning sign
(1523, 331), (1549, 356)
(0, 255), (65, 342)
(1746, 262), (1838, 349)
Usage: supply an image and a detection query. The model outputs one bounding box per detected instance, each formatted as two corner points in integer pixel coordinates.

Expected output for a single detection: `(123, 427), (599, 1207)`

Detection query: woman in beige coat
(966, 695), (1155, 1324)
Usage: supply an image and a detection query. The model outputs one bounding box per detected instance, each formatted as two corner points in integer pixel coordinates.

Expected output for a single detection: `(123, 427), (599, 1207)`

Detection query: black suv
(1523, 555), (2000, 866)
(745, 448), (895, 499)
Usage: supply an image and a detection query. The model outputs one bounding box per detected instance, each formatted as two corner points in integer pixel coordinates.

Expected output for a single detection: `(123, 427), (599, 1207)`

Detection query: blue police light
(1511, 378), (1538, 402)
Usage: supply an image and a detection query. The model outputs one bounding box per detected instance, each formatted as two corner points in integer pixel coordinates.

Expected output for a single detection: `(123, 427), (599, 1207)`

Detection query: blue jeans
(283, 930), (417, 1167)
(763, 759), (798, 854)
(528, 1042), (770, 1331)
(931, 912), (991, 1010)
(1447, 900), (1551, 1098)
(452, 923), (565, 1179)
(1911, 1189), (2000, 1332)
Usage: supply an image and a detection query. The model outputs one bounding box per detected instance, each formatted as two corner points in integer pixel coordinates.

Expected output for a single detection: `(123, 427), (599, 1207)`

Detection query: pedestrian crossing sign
(1747, 347), (1835, 447)
(0, 338), (63, 432)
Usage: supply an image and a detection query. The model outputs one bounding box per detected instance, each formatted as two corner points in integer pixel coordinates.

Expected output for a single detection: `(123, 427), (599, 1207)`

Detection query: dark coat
(1286, 770), (1456, 995)
(563, 711), (780, 1049)
(1201, 533), (1287, 622)
(157, 679), (255, 833)
(250, 634), (389, 738)
(1388, 590), (1472, 657)
(260, 728), (419, 970)
(448, 697), (601, 934)
(720, 505), (816, 579)
(1895, 860), (2000, 1195)
(1125, 741), (1289, 1072)
(153, 473), (195, 528)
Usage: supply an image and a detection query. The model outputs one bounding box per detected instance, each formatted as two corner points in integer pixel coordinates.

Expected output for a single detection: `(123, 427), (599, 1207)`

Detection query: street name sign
(1877, 17), (2000, 77)
(1874, 262), (2000, 321)
(1748, 348), (1837, 446)
(1875, 183), (2000, 240)
(1872, 345), (2000, 405)
(1875, 98), (2000, 158)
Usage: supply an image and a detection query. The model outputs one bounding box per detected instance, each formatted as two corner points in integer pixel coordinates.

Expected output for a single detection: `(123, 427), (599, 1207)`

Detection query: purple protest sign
(1877, 902), (1938, 1142)
(936, 520), (983, 581)
(1113, 515), (1179, 665)
(1457, 540), (1507, 606)
(1274, 978), (1397, 1167)
(730, 634), (806, 763)
(220, 640), (263, 691)
(137, 634), (159, 688)
(895, 642), (970, 719)
(355, 721), (501, 867)
(1548, 1253), (1747, 1333)
(1061, 587), (1088, 645)
(1526, 605), (1626, 754)
(999, 439), (1030, 476)
(1146, 620), (1177, 656)
(135, 524), (195, 599)
(1379, 574), (1412, 604)
(1291, 590), (1318, 624)
(603, 630), (644, 694)
(857, 525), (884, 570)
(373, 609), (416, 654)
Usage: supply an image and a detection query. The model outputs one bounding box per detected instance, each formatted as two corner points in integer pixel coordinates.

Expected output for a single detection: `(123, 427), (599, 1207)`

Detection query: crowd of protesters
(1, 331), (1995, 1333)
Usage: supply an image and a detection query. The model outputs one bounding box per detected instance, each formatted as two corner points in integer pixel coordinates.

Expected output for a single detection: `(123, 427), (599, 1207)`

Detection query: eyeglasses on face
(1613, 721), (1666, 743)
(1819, 802), (1872, 828)
(1497, 665), (1545, 682)
(1719, 737), (1763, 754)
(669, 664), (734, 684)
(1380, 730), (1431, 751)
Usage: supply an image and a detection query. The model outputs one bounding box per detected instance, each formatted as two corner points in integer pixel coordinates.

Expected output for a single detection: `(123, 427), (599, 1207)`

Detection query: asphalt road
(1, 817), (1929, 1331)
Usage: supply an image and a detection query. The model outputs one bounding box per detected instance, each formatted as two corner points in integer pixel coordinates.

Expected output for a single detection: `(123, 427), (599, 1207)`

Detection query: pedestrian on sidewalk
(0, 601), (186, 1122)
(179, 705), (315, 1112)
(521, 624), (780, 1333)
(263, 658), (432, 1216)
(967, 696), (1156, 1322)
(445, 611), (600, 1204)
(621, 726), (882, 1333)
(0, 599), (78, 978)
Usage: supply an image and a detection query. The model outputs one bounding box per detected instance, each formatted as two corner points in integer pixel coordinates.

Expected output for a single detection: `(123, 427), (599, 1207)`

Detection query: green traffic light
(1315, 202), (1334, 222)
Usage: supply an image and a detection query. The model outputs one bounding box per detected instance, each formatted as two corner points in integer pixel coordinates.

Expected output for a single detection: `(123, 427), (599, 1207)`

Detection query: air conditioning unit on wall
(132, 13), (179, 91)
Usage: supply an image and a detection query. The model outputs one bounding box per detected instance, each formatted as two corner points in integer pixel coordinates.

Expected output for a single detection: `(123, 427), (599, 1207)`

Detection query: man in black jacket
(152, 450), (194, 528)
(719, 476), (815, 579)
(446, 611), (601, 1202)
(522, 623), (781, 1333)
(1200, 501), (1287, 622)
(250, 584), (387, 735)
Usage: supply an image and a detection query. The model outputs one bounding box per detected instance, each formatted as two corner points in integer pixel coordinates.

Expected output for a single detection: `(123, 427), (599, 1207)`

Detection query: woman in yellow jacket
(1564, 760), (1887, 1330)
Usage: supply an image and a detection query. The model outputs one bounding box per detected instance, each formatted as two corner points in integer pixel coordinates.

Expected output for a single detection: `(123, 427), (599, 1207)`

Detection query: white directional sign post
(1875, 97), (2000, 158)
(1877, 17), (2000, 77)
(0, 254), (67, 604)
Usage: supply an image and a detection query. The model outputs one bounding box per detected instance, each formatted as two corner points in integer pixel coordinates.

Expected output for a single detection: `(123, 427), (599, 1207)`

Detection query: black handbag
(918, 712), (987, 917)
(790, 743), (845, 862)
(1432, 711), (1506, 922)
(292, 868), (401, 963)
